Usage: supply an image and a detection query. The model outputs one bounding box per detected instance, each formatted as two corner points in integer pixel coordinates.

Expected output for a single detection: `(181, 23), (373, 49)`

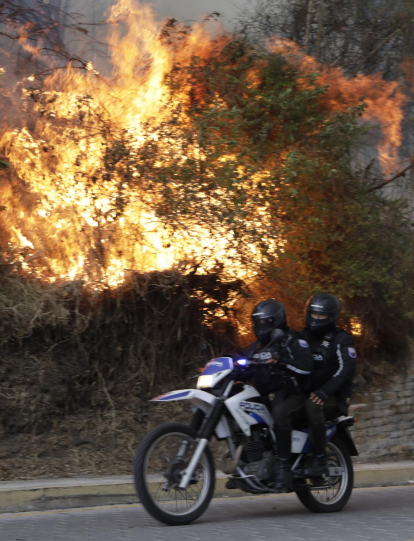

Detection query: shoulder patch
(298, 339), (309, 348)
(348, 347), (357, 359)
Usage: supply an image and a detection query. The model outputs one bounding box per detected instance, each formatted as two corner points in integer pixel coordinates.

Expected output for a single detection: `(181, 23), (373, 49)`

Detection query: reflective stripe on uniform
(333, 344), (344, 377)
(286, 364), (311, 375)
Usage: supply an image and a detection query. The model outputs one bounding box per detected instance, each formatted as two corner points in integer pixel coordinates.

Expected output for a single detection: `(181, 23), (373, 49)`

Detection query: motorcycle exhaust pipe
(221, 445), (243, 475)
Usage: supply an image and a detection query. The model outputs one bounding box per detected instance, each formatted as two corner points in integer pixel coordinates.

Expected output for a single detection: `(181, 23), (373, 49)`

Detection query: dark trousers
(272, 393), (341, 426)
(304, 395), (342, 425)
(272, 393), (342, 459)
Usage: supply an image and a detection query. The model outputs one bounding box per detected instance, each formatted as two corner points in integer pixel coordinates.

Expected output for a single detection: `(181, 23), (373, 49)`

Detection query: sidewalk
(1, 461), (413, 514)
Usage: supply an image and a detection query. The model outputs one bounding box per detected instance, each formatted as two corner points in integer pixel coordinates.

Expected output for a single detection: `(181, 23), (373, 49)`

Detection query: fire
(0, 1), (232, 286)
(0, 1), (409, 287)
(269, 38), (407, 176)
(350, 318), (363, 337)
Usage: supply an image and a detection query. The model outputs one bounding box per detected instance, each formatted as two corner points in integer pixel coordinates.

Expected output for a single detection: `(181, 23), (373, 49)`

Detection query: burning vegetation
(1, 0), (414, 477)
(0, 0), (409, 286)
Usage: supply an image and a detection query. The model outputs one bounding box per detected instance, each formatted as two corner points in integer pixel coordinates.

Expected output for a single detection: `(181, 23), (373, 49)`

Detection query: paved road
(0, 486), (413, 541)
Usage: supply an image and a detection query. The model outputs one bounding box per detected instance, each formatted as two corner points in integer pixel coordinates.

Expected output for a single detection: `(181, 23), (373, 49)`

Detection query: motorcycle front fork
(178, 399), (227, 490)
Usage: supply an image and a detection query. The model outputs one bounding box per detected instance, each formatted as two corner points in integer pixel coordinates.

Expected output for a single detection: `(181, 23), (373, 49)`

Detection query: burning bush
(1, 1), (414, 345)
(0, 0), (408, 285)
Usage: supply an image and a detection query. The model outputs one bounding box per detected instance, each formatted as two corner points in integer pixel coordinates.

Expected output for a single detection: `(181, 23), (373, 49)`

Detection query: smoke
(68, 0), (246, 27)
(150, 0), (246, 26)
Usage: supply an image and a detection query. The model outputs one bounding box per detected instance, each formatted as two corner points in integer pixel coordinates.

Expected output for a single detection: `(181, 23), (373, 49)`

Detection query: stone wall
(349, 364), (414, 461)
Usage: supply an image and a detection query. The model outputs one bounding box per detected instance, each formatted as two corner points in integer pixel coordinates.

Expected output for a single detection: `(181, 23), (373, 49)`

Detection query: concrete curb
(1, 462), (413, 514)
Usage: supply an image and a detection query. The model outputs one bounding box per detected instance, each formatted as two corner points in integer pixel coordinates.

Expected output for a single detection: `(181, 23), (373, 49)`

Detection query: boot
(225, 479), (238, 490)
(303, 454), (328, 477)
(274, 424), (293, 490)
(274, 457), (293, 490)
(304, 423), (329, 477)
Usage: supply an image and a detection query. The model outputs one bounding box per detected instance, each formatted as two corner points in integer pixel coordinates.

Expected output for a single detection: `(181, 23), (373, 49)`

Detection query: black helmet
(305, 292), (340, 337)
(252, 299), (287, 344)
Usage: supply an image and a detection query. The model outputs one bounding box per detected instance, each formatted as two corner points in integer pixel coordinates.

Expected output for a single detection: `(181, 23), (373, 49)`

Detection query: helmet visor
(253, 317), (276, 338)
(310, 312), (329, 320)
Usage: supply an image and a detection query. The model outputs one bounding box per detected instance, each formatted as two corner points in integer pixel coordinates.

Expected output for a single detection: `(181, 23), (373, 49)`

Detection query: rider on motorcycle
(246, 299), (313, 490)
(300, 293), (356, 477)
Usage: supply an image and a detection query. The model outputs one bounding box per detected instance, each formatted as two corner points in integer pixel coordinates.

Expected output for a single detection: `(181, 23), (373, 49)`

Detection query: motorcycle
(133, 345), (358, 526)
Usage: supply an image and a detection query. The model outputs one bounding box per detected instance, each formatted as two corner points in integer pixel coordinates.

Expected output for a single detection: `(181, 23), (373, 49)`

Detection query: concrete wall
(349, 364), (414, 461)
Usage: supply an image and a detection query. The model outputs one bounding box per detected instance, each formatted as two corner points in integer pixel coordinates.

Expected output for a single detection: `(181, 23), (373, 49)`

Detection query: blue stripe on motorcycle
(249, 412), (265, 423)
(154, 391), (191, 401)
(201, 357), (233, 375)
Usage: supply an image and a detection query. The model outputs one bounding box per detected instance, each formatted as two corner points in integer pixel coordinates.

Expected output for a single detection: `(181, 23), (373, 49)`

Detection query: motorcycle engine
(242, 450), (275, 482)
(238, 428), (275, 483)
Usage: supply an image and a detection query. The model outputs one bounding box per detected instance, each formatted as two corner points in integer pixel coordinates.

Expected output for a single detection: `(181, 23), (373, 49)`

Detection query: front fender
(151, 389), (231, 439)
(151, 389), (216, 412)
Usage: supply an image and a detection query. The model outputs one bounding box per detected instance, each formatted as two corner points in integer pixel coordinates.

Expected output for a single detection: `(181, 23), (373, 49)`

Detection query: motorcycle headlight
(197, 375), (214, 389)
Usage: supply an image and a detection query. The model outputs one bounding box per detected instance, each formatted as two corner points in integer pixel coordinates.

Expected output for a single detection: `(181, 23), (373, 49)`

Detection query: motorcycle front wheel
(295, 436), (353, 513)
(134, 422), (215, 526)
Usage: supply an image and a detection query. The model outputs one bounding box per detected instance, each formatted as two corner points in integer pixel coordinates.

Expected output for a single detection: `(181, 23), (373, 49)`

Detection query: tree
(0, 0), (105, 77)
(99, 36), (414, 354)
(2, 11), (413, 359)
(237, 0), (414, 78)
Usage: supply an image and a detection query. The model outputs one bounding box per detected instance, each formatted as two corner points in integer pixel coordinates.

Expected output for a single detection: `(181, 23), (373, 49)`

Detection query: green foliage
(106, 37), (414, 354)
(4, 34), (411, 357)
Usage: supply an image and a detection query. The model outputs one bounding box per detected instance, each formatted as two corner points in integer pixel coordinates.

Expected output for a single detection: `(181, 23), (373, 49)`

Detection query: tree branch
(351, 17), (414, 76)
(305, 0), (313, 54)
(315, 0), (323, 62)
(366, 161), (414, 193)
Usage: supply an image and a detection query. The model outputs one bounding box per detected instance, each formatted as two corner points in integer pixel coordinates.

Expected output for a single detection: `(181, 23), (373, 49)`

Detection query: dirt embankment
(0, 269), (241, 480)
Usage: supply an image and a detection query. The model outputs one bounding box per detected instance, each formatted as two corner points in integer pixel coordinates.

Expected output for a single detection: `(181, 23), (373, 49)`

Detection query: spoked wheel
(134, 423), (215, 525)
(296, 437), (353, 513)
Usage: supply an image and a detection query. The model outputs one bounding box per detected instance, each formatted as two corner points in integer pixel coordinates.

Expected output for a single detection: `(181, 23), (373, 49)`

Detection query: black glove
(257, 347), (281, 363)
(313, 388), (329, 402)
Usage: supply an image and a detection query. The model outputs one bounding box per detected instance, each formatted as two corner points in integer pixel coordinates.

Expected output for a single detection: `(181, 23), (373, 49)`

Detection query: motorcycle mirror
(201, 343), (210, 358)
(270, 328), (285, 344)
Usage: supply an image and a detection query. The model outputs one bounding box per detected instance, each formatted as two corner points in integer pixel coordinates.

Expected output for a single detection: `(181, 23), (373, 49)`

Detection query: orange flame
(0, 2), (408, 287)
(0, 1), (232, 286)
(269, 38), (407, 175)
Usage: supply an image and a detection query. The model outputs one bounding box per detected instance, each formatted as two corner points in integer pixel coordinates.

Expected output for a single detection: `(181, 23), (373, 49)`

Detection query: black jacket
(245, 330), (313, 396)
(300, 327), (356, 414)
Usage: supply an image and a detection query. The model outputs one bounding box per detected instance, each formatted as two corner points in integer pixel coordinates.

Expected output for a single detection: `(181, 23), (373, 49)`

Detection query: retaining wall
(349, 364), (414, 461)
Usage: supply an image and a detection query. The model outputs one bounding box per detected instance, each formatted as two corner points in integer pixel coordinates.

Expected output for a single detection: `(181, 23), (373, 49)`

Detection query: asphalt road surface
(1, 485), (413, 541)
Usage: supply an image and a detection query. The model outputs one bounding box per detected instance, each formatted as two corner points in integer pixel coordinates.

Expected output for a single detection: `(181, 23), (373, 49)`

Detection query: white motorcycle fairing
(196, 356), (234, 390)
(151, 389), (231, 440)
(152, 386), (310, 453)
(224, 385), (274, 437)
(224, 385), (309, 452)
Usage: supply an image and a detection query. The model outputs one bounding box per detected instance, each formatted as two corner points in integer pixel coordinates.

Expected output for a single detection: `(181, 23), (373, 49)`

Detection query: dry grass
(0, 265), (242, 480)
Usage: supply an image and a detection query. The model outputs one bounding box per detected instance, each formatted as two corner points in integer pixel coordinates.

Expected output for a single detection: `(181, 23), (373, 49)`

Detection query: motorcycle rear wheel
(134, 422), (215, 526)
(295, 436), (353, 513)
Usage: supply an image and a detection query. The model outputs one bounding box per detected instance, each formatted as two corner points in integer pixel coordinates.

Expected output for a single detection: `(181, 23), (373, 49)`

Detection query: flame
(350, 318), (363, 336)
(269, 38), (407, 175)
(0, 1), (231, 286)
(0, 2), (408, 287)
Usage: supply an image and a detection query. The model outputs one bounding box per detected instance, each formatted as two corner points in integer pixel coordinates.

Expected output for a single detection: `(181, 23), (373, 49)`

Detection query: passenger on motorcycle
(245, 299), (313, 491)
(300, 293), (356, 477)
